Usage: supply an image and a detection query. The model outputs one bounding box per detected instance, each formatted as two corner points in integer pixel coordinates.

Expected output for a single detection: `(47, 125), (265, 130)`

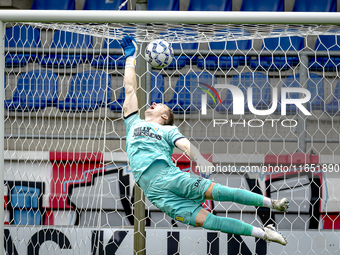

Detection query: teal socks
(202, 212), (253, 236)
(212, 183), (264, 207)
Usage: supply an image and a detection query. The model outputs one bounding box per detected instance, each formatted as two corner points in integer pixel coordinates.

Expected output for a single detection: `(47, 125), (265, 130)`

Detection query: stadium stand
(197, 28), (251, 70)
(215, 72), (271, 113)
(57, 71), (110, 112)
(250, 30), (304, 71)
(325, 80), (340, 115)
(109, 72), (164, 112)
(83, 0), (127, 10)
(91, 38), (125, 69)
(161, 28), (198, 70)
(31, 0), (75, 10)
(39, 30), (93, 68)
(150, 72), (165, 104)
(147, 0), (179, 10)
(292, 0), (336, 12)
(5, 26), (40, 68)
(309, 34), (340, 71)
(187, 0), (231, 11)
(166, 71), (216, 113)
(276, 73), (324, 114)
(5, 70), (58, 111)
(240, 0), (284, 11)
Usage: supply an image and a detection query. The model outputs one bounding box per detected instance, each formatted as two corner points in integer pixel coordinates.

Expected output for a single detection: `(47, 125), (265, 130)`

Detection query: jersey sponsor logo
(194, 178), (203, 187)
(133, 126), (162, 140)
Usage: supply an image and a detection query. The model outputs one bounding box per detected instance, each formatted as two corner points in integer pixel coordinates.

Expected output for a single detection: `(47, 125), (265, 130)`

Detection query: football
(145, 39), (174, 69)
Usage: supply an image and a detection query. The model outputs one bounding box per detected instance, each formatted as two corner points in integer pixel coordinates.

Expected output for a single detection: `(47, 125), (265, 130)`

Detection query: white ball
(145, 39), (174, 69)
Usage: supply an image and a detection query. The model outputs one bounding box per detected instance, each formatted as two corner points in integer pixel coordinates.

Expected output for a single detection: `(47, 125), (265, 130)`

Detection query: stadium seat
(83, 0), (127, 10)
(11, 186), (40, 209)
(91, 38), (125, 69)
(147, 0), (179, 10)
(150, 72), (165, 104)
(161, 28), (198, 70)
(58, 71), (110, 112)
(5, 26), (40, 68)
(240, 0), (284, 11)
(14, 210), (41, 225)
(325, 80), (340, 115)
(292, 0), (336, 12)
(166, 71), (216, 114)
(31, 0), (75, 9)
(215, 72), (271, 114)
(39, 30), (93, 68)
(309, 35), (340, 71)
(250, 30), (304, 71)
(276, 73), (324, 115)
(109, 72), (164, 112)
(187, 0), (231, 11)
(5, 70), (58, 111)
(197, 29), (251, 70)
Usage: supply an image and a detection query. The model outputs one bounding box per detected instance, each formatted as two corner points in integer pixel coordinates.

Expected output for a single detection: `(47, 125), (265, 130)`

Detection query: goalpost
(1, 10), (340, 255)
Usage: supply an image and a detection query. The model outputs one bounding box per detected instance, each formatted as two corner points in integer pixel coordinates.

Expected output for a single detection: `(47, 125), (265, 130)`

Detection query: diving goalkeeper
(121, 35), (288, 245)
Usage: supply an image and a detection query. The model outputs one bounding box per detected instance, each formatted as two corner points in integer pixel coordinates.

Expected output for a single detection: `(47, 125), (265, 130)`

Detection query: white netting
(3, 21), (340, 254)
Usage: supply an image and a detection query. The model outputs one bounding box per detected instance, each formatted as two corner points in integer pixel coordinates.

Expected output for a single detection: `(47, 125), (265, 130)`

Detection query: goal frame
(1, 10), (340, 255)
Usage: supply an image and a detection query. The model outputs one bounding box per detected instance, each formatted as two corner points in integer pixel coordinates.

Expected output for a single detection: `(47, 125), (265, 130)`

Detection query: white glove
(195, 157), (215, 178)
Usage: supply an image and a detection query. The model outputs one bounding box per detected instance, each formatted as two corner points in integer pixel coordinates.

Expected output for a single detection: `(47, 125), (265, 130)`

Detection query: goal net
(2, 11), (340, 255)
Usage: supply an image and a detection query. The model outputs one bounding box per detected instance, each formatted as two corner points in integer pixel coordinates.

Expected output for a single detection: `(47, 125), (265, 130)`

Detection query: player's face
(146, 102), (168, 117)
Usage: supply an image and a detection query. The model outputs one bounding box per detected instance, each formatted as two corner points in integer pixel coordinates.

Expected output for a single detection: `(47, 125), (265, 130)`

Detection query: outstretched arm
(175, 138), (214, 178)
(120, 36), (139, 117)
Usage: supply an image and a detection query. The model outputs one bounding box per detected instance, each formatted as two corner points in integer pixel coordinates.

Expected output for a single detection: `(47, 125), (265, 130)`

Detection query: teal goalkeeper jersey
(124, 111), (185, 182)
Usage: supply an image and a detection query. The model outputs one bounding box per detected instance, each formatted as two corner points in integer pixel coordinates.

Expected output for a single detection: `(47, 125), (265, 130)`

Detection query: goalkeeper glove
(120, 35), (138, 68)
(195, 157), (215, 179)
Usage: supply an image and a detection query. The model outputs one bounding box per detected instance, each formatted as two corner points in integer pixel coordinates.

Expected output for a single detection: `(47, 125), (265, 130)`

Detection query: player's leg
(204, 182), (289, 212)
(195, 208), (287, 245)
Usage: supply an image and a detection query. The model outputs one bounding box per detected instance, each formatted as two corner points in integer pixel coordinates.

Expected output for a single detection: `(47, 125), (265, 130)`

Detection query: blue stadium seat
(31, 0), (75, 9)
(5, 26), (40, 68)
(5, 70), (58, 111)
(292, 0), (336, 12)
(216, 72), (271, 114)
(250, 30), (304, 71)
(161, 28), (198, 70)
(309, 35), (340, 71)
(240, 0), (284, 11)
(109, 72), (164, 112)
(150, 72), (165, 104)
(166, 71), (216, 114)
(58, 71), (110, 112)
(83, 0), (127, 10)
(91, 38), (125, 69)
(39, 30), (93, 68)
(276, 73), (324, 115)
(325, 81), (340, 115)
(197, 29), (251, 70)
(14, 210), (41, 225)
(187, 0), (231, 11)
(11, 186), (40, 209)
(147, 0), (179, 10)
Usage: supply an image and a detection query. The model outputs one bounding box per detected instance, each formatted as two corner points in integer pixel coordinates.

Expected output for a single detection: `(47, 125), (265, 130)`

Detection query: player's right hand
(120, 35), (138, 58)
(196, 157), (215, 179)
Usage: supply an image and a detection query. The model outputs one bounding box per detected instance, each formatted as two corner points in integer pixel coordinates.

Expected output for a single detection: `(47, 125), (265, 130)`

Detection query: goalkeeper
(121, 35), (288, 246)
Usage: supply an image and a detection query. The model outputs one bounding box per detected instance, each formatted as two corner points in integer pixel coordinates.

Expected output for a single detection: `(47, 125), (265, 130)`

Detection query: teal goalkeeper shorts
(137, 160), (212, 226)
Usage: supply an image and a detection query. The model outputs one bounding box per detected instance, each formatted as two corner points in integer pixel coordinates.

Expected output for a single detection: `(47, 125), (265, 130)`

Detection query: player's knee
(204, 182), (215, 200)
(194, 208), (209, 227)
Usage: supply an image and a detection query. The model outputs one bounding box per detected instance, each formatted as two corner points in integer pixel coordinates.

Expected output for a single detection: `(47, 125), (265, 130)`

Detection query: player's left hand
(120, 35), (138, 58)
(196, 157), (215, 178)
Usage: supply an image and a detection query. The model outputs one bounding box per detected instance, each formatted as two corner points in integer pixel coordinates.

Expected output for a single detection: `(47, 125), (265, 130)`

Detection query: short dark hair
(164, 107), (174, 126)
